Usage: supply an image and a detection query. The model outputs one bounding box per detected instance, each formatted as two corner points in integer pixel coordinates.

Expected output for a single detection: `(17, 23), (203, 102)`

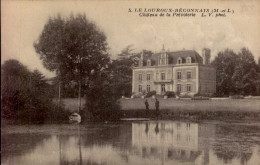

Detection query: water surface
(2, 121), (260, 165)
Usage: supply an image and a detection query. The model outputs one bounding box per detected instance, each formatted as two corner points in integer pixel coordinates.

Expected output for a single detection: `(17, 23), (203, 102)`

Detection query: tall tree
(110, 46), (153, 97)
(237, 48), (257, 74)
(243, 68), (260, 95)
(212, 49), (238, 96)
(34, 14), (110, 112)
(212, 48), (259, 96)
(109, 58), (133, 97)
(117, 44), (135, 59)
(257, 57), (260, 72)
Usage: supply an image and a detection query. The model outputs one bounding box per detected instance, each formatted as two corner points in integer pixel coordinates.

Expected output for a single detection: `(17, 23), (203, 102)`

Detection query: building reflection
(132, 121), (215, 165)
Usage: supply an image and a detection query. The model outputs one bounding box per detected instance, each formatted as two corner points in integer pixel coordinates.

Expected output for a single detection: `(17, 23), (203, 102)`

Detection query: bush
(192, 96), (210, 100)
(132, 92), (144, 98)
(1, 60), (59, 123)
(194, 93), (213, 97)
(145, 91), (156, 98)
(230, 95), (244, 99)
(88, 109), (121, 121)
(180, 94), (192, 98)
(163, 91), (176, 98)
(211, 93), (223, 97)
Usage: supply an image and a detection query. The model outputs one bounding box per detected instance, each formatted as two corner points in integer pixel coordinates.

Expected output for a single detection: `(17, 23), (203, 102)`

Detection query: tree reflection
(212, 124), (258, 164)
(2, 133), (51, 158)
(2, 122), (259, 165)
(145, 123), (149, 134)
(155, 123), (159, 134)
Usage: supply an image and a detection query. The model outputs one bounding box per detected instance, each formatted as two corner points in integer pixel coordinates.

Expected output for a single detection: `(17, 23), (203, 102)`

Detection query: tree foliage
(84, 69), (121, 120)
(34, 14), (109, 83)
(212, 48), (260, 96)
(1, 60), (58, 123)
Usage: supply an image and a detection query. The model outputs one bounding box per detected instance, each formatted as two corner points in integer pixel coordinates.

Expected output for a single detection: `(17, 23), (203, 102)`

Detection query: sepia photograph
(1, 0), (260, 165)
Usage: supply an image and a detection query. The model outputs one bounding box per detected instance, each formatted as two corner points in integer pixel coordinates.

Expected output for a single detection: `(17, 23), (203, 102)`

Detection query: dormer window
(177, 57), (182, 64)
(161, 58), (165, 65)
(186, 57), (191, 64)
(147, 59), (151, 66)
(160, 53), (166, 65)
(139, 60), (143, 67)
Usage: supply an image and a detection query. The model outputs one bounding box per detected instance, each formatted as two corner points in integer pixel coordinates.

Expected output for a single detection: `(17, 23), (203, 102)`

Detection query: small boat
(69, 112), (81, 123)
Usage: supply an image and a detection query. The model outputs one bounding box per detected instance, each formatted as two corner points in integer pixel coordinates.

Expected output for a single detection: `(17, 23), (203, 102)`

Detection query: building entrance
(161, 84), (166, 94)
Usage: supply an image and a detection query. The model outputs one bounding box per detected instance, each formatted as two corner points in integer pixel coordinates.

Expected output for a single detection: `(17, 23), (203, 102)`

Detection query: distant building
(132, 47), (216, 95)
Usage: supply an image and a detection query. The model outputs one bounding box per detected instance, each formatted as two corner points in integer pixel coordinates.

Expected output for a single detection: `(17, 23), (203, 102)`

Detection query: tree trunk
(58, 81), (61, 109)
(78, 80), (81, 113)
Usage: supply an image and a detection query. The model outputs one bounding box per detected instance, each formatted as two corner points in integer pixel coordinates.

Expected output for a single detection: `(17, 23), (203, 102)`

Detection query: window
(147, 74), (151, 81)
(161, 54), (167, 65)
(186, 135), (190, 142)
(138, 74), (142, 81)
(139, 60), (143, 67)
(147, 60), (151, 66)
(186, 123), (190, 129)
(187, 72), (192, 79)
(177, 72), (182, 80)
(161, 58), (165, 65)
(177, 134), (181, 141)
(187, 84), (191, 92)
(147, 85), (150, 92)
(177, 58), (182, 64)
(138, 85), (142, 92)
(161, 84), (166, 92)
(161, 73), (166, 80)
(177, 84), (182, 93)
(186, 57), (191, 63)
(177, 123), (181, 129)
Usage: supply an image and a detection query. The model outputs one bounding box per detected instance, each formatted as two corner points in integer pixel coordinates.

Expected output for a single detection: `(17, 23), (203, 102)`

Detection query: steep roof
(143, 50), (203, 66)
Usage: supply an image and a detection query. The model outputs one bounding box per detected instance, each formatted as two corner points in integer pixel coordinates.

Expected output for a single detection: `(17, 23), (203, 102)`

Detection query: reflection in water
(2, 121), (260, 165)
(132, 121), (213, 165)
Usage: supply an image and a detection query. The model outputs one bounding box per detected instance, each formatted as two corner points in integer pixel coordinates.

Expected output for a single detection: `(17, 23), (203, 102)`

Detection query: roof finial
(162, 44), (165, 51)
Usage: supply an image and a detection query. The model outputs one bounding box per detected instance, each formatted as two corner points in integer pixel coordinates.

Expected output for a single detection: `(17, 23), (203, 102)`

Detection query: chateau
(132, 47), (216, 96)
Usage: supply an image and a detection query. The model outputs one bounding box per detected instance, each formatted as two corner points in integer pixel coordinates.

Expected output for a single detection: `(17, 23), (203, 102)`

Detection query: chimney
(202, 48), (211, 65)
(139, 50), (144, 67)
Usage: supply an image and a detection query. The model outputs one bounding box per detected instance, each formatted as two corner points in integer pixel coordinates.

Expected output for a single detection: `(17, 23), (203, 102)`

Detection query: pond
(2, 120), (260, 165)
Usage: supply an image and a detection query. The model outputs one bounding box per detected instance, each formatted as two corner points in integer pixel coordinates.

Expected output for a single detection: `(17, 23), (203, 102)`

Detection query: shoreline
(2, 109), (260, 125)
(3, 98), (260, 125)
(120, 98), (260, 112)
(120, 97), (260, 122)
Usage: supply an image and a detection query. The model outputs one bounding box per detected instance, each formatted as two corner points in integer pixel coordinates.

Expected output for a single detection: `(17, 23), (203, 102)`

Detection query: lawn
(56, 97), (260, 113)
(55, 97), (260, 121)
(120, 98), (260, 112)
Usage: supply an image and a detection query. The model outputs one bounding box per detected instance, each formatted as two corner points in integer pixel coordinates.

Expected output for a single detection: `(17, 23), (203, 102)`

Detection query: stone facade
(132, 48), (216, 96)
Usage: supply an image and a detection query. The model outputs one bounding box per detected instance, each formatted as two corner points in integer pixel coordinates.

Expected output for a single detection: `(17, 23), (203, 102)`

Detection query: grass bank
(53, 97), (260, 122)
(60, 97), (260, 113)
(120, 98), (260, 121)
(120, 98), (260, 112)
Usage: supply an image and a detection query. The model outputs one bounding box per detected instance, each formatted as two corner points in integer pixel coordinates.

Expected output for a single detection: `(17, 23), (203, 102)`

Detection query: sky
(2, 0), (260, 77)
